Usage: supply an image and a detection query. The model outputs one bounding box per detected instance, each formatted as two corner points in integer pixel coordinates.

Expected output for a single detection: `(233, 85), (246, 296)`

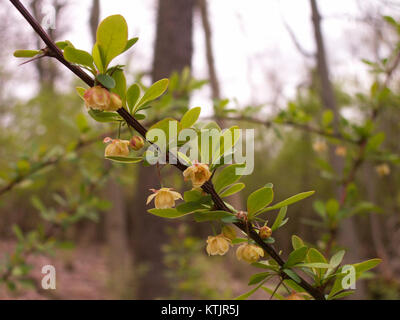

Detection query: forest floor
(0, 240), (275, 300)
(0, 241), (110, 299)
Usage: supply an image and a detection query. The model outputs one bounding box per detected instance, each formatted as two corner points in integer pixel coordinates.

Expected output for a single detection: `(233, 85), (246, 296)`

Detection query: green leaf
(282, 269), (301, 284)
(56, 41), (71, 49)
(383, 15), (397, 27)
(96, 14), (128, 68)
(248, 272), (271, 285)
(220, 183), (245, 198)
(147, 118), (181, 149)
(295, 262), (331, 269)
(134, 113), (146, 120)
(63, 47), (94, 68)
(235, 281), (265, 300)
(76, 87), (86, 99)
(148, 208), (191, 219)
(328, 290), (355, 300)
(353, 259), (381, 276)
(176, 202), (204, 214)
(96, 74), (116, 89)
(13, 49), (41, 58)
(184, 189), (203, 202)
(111, 70), (126, 105)
(259, 191), (315, 214)
(12, 225), (24, 242)
(291, 235), (304, 250)
(248, 187), (274, 218)
(105, 156), (142, 164)
(122, 37), (138, 53)
(251, 261), (279, 271)
(329, 250), (345, 269)
(92, 43), (105, 73)
(322, 110), (334, 127)
(88, 109), (122, 123)
(175, 152), (191, 166)
(285, 247), (308, 267)
(136, 79), (169, 110)
(214, 164), (245, 193)
(271, 206), (287, 231)
(283, 279), (306, 293)
(193, 210), (235, 222)
(326, 198), (339, 220)
(232, 238), (248, 245)
(127, 84), (141, 113)
(307, 248), (328, 279)
(75, 113), (89, 133)
(212, 126), (240, 163)
(181, 107), (201, 129)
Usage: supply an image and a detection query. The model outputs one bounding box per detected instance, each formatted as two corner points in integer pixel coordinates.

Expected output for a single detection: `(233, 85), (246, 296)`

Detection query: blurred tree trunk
(131, 0), (195, 299)
(197, 0), (242, 210)
(103, 170), (134, 298)
(310, 0), (366, 298)
(89, 0), (100, 44)
(198, 0), (220, 99)
(30, 0), (66, 91)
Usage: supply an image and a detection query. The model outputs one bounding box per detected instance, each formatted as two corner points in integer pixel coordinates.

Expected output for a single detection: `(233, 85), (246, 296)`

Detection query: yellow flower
(183, 162), (212, 188)
(146, 188), (183, 209)
(206, 234), (231, 256)
(376, 163), (390, 177)
(84, 86), (110, 110)
(236, 243), (264, 263)
(104, 137), (130, 157)
(312, 141), (327, 153)
(107, 92), (122, 111)
(259, 226), (272, 239)
(335, 146), (347, 157)
(83, 86), (122, 111)
(222, 225), (236, 241)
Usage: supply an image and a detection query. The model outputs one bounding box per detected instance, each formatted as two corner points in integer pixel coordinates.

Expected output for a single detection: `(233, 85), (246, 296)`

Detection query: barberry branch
(9, 0), (325, 300)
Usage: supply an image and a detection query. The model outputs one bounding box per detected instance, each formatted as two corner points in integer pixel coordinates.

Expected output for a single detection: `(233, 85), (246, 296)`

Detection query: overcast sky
(5, 0), (399, 112)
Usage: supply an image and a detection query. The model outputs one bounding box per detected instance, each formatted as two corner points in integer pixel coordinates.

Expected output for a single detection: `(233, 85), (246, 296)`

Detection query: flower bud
(259, 226), (272, 239)
(104, 138), (130, 157)
(183, 161), (212, 188)
(84, 86), (111, 110)
(222, 225), (236, 241)
(206, 234), (231, 256)
(236, 243), (264, 263)
(130, 136), (145, 151)
(236, 211), (248, 221)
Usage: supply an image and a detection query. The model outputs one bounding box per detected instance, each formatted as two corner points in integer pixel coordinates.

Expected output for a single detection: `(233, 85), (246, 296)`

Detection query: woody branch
(9, 0), (325, 300)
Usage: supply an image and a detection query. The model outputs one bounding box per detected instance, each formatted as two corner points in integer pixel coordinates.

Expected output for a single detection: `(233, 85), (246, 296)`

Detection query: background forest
(1, 0), (400, 300)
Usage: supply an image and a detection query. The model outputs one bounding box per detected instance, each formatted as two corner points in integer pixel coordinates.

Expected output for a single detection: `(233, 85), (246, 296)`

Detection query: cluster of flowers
(84, 85), (269, 263)
(206, 223), (272, 263)
(103, 136), (144, 157)
(84, 85), (123, 111)
(145, 161), (271, 263)
(84, 86), (145, 157)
